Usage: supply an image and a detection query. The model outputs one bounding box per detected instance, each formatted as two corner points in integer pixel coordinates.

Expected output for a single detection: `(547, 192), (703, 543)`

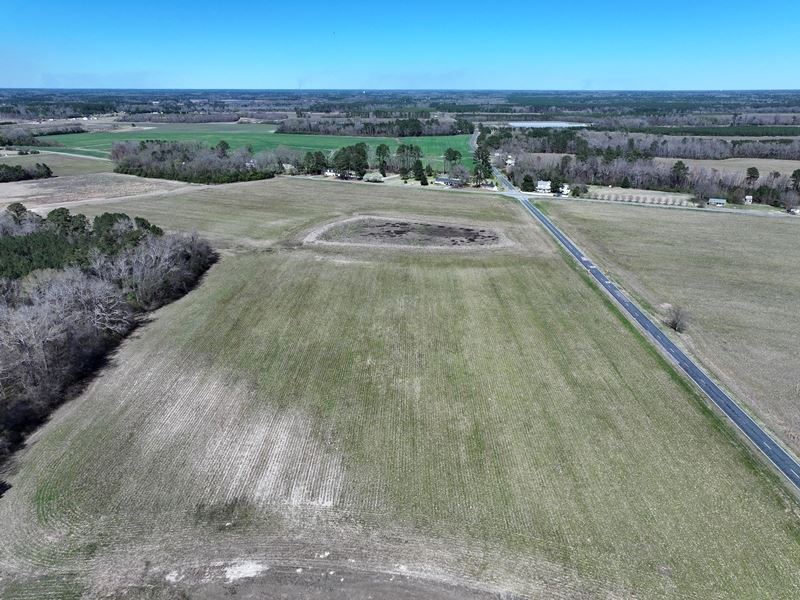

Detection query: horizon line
(3, 87), (800, 93)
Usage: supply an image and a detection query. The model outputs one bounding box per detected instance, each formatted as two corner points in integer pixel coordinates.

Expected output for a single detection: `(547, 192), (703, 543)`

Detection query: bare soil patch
(305, 216), (509, 250)
(155, 564), (514, 599)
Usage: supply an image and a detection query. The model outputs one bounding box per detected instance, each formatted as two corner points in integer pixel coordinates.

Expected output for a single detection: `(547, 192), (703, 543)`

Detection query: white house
(560, 183), (571, 196)
(744, 195), (753, 205)
(434, 176), (463, 187)
(708, 198), (727, 207)
(536, 180), (552, 194)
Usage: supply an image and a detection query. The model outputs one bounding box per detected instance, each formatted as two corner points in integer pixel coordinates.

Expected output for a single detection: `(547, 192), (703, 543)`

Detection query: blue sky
(4, 0), (799, 89)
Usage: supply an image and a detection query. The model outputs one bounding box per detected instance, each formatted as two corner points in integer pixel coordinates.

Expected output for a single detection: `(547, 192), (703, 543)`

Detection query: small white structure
(744, 195), (753, 205)
(560, 183), (571, 196)
(323, 169), (337, 177)
(708, 198), (727, 207)
(536, 180), (552, 194)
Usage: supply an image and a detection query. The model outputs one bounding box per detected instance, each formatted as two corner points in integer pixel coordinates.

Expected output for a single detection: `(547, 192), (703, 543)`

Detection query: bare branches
(91, 232), (216, 311)
(112, 140), (282, 184)
(0, 227), (215, 464)
(665, 306), (689, 333)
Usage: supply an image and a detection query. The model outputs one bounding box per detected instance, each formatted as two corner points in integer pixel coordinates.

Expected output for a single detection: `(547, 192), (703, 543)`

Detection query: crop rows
(1, 180), (799, 598)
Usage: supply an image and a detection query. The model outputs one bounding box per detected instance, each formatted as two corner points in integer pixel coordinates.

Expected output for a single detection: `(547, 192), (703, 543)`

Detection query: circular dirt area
(304, 216), (509, 250)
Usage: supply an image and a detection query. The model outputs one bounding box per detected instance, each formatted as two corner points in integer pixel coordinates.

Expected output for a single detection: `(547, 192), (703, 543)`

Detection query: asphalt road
(493, 168), (800, 491)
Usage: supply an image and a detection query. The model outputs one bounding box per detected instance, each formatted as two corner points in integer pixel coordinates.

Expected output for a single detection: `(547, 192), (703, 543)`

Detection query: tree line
(0, 162), (52, 183)
(508, 153), (800, 208)
(593, 113), (800, 129)
(0, 203), (216, 466)
(276, 117), (474, 137)
(0, 124), (85, 147)
(497, 127), (800, 161)
(111, 140), (284, 184)
(120, 112), (290, 123)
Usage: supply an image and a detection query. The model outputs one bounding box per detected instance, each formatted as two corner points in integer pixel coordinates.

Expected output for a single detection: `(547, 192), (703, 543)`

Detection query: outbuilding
(708, 198), (727, 207)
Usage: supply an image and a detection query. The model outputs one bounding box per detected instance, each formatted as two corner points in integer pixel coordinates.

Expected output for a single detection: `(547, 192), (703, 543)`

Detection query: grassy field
(0, 152), (113, 176)
(1, 178), (799, 598)
(40, 123), (474, 171)
(542, 199), (800, 455)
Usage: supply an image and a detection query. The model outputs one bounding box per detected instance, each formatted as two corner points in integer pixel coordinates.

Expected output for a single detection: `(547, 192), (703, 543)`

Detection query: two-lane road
(493, 168), (800, 491)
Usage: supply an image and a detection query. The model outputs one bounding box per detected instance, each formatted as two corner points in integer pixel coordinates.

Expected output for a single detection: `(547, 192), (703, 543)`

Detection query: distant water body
(508, 121), (589, 128)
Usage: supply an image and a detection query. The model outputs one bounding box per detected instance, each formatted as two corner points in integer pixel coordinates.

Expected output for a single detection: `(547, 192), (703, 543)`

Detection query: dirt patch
(143, 564), (517, 599)
(305, 216), (510, 250)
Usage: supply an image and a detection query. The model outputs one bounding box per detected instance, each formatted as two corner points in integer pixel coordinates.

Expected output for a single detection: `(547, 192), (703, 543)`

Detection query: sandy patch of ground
(304, 215), (513, 251)
(224, 560), (268, 582)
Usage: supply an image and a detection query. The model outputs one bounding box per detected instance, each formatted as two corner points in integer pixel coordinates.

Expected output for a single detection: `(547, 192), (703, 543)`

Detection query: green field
(41, 123), (474, 171)
(2, 178), (799, 598)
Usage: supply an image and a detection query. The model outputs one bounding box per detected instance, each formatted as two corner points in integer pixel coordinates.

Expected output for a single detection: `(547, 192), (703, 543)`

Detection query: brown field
(2, 179), (800, 598)
(654, 156), (800, 177)
(0, 152), (113, 177)
(542, 198), (800, 454)
(526, 151), (800, 179)
(0, 172), (199, 211)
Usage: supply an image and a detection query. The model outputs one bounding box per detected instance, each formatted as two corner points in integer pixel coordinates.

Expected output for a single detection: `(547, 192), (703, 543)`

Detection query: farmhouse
(708, 198), (727, 207)
(536, 180), (552, 194)
(434, 176), (463, 187)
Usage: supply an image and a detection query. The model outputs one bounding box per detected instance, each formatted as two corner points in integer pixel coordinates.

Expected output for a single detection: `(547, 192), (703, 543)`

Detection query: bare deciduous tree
(1, 231), (215, 464)
(666, 306), (689, 333)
